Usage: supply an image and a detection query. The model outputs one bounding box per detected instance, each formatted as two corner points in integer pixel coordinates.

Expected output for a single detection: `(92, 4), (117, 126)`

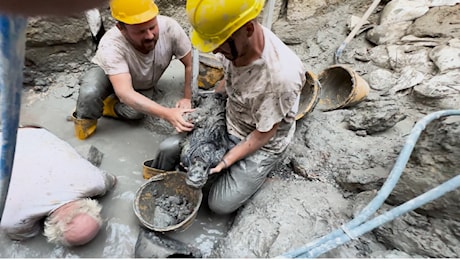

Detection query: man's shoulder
(95, 26), (128, 56)
(99, 26), (123, 43)
(262, 27), (304, 78)
(157, 15), (184, 32)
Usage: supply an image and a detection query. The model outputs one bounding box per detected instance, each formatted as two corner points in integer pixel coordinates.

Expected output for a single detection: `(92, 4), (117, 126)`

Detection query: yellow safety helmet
(186, 0), (265, 53)
(110, 0), (159, 25)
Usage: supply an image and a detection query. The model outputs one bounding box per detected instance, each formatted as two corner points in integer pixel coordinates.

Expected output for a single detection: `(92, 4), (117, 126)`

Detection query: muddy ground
(1, 0), (460, 258)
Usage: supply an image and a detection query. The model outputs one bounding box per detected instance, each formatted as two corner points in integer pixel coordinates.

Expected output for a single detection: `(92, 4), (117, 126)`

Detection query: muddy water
(0, 60), (232, 257)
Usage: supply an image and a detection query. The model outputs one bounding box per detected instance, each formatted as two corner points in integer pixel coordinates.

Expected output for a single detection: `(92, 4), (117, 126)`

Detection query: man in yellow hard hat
(152, 0), (307, 214)
(73, 0), (194, 140)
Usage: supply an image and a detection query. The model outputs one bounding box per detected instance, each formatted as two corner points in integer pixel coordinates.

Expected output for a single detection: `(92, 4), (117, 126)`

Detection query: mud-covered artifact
(180, 92), (229, 188)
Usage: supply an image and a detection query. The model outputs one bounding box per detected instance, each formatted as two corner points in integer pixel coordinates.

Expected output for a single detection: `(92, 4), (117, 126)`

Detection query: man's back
(0, 128), (108, 240)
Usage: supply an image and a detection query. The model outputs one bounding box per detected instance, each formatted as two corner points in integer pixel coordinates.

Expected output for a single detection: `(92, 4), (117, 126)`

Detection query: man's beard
(142, 39), (156, 51)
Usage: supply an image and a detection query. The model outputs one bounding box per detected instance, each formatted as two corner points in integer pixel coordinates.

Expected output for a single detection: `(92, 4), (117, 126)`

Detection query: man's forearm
(183, 65), (192, 99)
(181, 51), (193, 99)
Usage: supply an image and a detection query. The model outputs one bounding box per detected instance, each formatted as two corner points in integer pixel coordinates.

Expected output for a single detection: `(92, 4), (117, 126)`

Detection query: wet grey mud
(149, 193), (193, 228)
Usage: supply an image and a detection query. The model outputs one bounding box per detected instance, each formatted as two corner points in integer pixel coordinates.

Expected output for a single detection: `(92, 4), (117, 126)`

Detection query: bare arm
(214, 79), (226, 94)
(210, 123), (280, 174)
(109, 73), (194, 133)
(0, 0), (108, 16)
(176, 51), (193, 109)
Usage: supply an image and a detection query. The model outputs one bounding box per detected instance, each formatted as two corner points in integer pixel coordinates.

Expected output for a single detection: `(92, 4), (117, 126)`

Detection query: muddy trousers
(75, 66), (144, 120)
(153, 134), (282, 215)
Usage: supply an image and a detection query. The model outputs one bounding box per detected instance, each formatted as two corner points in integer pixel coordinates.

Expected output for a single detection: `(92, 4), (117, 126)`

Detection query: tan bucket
(198, 52), (224, 90)
(295, 70), (321, 120)
(142, 159), (168, 180)
(316, 65), (369, 111)
(133, 171), (203, 232)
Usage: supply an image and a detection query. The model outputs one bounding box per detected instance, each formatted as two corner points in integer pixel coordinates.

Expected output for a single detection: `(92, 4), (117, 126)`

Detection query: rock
(135, 227), (202, 258)
(75, 144), (104, 167)
(26, 16), (90, 47)
(366, 21), (412, 45)
(335, 166), (388, 192)
(370, 249), (424, 258)
(407, 5), (460, 39)
(272, 20), (305, 45)
(345, 99), (407, 135)
(429, 0), (460, 6)
(374, 206), (460, 257)
(389, 67), (425, 94)
(399, 35), (449, 47)
(379, 0), (430, 24)
(369, 45), (392, 69)
(386, 45), (435, 73)
(286, 0), (328, 21)
(414, 70), (460, 99)
(429, 40), (460, 73)
(368, 68), (397, 91)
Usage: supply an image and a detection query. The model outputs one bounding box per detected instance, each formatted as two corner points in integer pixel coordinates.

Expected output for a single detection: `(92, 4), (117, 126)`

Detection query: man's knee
(207, 196), (239, 215)
(80, 66), (109, 88)
(207, 182), (246, 215)
(77, 66), (112, 119)
(159, 135), (183, 153)
(78, 67), (110, 100)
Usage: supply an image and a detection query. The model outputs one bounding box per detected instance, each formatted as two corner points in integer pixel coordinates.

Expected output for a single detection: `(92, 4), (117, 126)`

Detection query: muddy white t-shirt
(0, 128), (110, 240)
(92, 15), (191, 90)
(220, 26), (306, 154)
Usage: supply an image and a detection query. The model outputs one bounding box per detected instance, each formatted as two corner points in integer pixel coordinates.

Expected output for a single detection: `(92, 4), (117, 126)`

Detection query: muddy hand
(168, 108), (194, 133)
(175, 98), (192, 109)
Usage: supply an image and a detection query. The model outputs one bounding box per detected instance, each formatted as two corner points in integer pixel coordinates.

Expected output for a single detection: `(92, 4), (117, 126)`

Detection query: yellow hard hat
(186, 0), (265, 53)
(110, 0), (159, 25)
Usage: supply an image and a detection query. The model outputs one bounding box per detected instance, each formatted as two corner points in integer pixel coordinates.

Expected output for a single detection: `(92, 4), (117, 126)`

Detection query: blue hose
(281, 109), (460, 258)
(0, 15), (27, 217)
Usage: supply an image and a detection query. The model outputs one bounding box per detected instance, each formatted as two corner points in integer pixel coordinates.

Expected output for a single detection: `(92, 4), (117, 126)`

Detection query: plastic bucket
(295, 70), (321, 120)
(198, 52), (224, 90)
(133, 171), (203, 232)
(142, 159), (168, 180)
(316, 65), (369, 111)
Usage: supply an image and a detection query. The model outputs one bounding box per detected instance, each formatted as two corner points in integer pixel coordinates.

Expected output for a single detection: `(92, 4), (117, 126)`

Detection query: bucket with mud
(133, 171), (203, 232)
(316, 64), (369, 111)
(295, 70), (321, 120)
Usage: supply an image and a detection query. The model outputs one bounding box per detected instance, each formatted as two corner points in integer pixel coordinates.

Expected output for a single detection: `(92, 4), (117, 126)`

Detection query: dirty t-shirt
(220, 26), (306, 154)
(92, 15), (191, 91)
(0, 128), (111, 240)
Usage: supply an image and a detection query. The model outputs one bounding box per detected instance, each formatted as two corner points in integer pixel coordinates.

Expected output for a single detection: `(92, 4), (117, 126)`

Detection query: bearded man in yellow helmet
(73, 0), (194, 140)
(152, 0), (307, 214)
